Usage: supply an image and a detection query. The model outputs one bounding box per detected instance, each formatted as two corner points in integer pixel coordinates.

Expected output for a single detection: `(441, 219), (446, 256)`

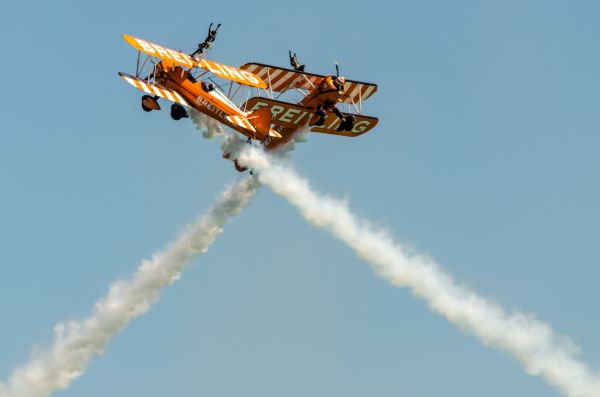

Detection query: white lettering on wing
(295, 111), (310, 124)
(270, 105), (285, 118)
(167, 48), (186, 65)
(199, 60), (220, 74)
(352, 120), (371, 133)
(279, 108), (300, 123)
(327, 117), (339, 129)
(151, 43), (169, 59)
(240, 70), (260, 85)
(247, 101), (269, 113)
(135, 38), (156, 55)
(221, 64), (245, 81)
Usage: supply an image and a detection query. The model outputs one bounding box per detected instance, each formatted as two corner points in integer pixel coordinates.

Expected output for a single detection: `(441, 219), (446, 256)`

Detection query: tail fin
(247, 106), (281, 138)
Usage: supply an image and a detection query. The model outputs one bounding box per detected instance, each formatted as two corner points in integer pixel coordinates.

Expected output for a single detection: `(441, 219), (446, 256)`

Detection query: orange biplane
(119, 28), (378, 171)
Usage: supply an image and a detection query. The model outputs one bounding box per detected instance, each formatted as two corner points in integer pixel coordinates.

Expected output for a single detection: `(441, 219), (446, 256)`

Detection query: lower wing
(242, 97), (378, 137)
(118, 72), (189, 107)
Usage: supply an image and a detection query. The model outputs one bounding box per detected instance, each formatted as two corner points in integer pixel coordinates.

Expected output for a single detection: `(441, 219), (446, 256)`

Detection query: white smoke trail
(0, 176), (259, 397)
(190, 109), (225, 139)
(238, 145), (600, 397)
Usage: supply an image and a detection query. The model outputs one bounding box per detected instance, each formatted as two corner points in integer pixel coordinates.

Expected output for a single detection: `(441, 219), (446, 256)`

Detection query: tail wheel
(171, 103), (188, 121)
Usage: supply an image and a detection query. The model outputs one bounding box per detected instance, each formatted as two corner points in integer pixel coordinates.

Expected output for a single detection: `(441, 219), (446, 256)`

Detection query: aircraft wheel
(142, 95), (160, 112)
(171, 104), (188, 120)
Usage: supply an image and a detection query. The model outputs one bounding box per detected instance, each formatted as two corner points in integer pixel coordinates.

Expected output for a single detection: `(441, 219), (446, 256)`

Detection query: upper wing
(240, 63), (378, 104)
(123, 34), (266, 89)
(118, 72), (189, 107)
(241, 63), (324, 92)
(197, 59), (267, 89)
(123, 34), (196, 69)
(241, 97), (378, 137)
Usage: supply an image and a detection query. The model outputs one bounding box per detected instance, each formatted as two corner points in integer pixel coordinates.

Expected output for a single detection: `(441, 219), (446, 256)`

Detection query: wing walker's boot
(310, 107), (327, 126)
(331, 107), (354, 132)
(337, 115), (355, 132)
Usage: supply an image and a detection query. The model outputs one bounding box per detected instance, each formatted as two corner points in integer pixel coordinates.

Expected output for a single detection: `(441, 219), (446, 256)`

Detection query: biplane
(119, 31), (378, 171)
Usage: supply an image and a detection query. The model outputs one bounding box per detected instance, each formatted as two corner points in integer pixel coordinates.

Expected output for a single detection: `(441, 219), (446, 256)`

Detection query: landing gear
(170, 103), (189, 120)
(141, 95), (160, 112)
(337, 115), (355, 132)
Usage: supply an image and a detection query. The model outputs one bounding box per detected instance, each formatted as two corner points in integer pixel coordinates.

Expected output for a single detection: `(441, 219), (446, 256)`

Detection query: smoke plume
(0, 176), (259, 397)
(190, 109), (225, 139)
(237, 145), (600, 397)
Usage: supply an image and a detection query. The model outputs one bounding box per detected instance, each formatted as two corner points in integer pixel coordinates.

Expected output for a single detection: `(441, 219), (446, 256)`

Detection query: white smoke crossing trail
(0, 176), (259, 397)
(238, 145), (600, 397)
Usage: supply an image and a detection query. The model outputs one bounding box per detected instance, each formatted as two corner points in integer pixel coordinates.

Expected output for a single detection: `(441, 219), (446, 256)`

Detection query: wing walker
(119, 25), (378, 171)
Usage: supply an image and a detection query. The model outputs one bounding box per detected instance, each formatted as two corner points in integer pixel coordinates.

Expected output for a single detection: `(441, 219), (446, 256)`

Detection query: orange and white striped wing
(226, 115), (281, 138)
(197, 59), (267, 89)
(118, 72), (189, 107)
(123, 34), (196, 69)
(240, 63), (378, 104)
(241, 63), (322, 92)
(340, 81), (378, 104)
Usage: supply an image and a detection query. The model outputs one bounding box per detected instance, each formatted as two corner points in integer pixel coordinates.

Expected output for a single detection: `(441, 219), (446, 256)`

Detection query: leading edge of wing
(122, 34), (267, 90)
(118, 72), (189, 107)
(122, 34), (196, 69)
(196, 59), (267, 89)
(240, 62), (378, 90)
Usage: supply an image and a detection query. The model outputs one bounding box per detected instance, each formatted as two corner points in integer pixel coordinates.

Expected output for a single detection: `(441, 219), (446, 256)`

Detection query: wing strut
(135, 51), (140, 77)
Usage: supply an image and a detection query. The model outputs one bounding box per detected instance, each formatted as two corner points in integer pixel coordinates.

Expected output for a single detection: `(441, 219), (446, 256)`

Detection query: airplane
(118, 28), (378, 171)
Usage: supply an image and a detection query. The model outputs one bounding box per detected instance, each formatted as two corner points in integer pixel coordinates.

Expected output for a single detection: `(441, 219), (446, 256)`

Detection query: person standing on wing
(191, 23), (221, 59)
(309, 75), (355, 131)
(289, 50), (305, 72)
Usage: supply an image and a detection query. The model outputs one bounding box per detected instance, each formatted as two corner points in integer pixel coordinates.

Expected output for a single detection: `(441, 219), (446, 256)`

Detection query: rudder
(246, 106), (273, 137)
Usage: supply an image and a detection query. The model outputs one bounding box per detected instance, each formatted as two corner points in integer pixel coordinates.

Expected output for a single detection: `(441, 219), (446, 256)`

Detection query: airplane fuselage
(155, 63), (261, 141)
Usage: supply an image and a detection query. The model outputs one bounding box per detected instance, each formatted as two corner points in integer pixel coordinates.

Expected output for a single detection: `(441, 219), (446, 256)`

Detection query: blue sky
(1, 1), (599, 396)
